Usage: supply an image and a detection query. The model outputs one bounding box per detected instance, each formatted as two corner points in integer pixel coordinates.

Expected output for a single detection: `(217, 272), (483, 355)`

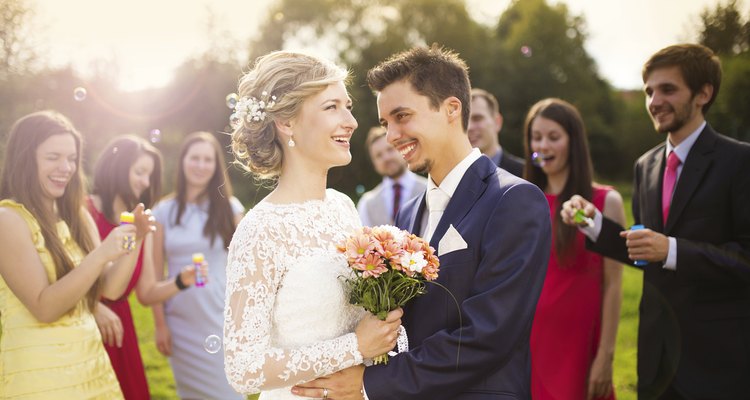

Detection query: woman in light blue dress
(152, 132), (245, 399)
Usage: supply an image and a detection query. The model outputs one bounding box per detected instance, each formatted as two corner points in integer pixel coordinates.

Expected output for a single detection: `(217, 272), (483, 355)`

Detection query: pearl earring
(287, 137), (296, 147)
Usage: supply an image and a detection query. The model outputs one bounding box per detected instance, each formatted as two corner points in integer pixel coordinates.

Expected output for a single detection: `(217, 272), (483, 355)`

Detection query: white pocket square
(438, 224), (468, 255)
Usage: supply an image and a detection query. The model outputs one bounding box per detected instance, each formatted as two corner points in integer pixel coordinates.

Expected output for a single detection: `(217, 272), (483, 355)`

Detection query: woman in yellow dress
(0, 111), (154, 399)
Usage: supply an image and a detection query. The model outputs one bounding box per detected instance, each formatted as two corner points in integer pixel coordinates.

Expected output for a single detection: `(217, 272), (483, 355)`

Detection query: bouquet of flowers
(338, 225), (440, 364)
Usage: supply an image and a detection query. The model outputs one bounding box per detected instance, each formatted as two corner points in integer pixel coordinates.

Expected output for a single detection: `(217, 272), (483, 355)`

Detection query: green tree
(492, 0), (621, 178)
(0, 0), (41, 159)
(696, 0), (750, 141)
(699, 0), (747, 55)
(0, 0), (38, 78)
(243, 0), (634, 185)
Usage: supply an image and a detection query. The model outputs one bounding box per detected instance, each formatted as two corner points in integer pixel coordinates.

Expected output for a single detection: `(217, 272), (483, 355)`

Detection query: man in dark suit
(292, 45), (550, 399)
(469, 88), (525, 177)
(562, 44), (750, 399)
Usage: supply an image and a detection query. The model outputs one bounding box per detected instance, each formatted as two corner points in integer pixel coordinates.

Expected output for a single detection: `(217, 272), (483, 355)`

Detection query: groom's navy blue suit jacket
(363, 155), (550, 399)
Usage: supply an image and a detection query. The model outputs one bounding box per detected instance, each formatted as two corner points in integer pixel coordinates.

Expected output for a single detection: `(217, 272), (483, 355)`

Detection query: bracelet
(175, 273), (189, 290)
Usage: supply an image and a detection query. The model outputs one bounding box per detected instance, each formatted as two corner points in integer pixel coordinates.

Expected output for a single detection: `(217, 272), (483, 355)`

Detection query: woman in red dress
(524, 99), (626, 400)
(88, 135), (201, 399)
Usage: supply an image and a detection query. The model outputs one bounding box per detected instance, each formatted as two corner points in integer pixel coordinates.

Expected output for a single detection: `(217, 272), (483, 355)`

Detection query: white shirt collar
(666, 120), (705, 162)
(426, 148), (482, 198)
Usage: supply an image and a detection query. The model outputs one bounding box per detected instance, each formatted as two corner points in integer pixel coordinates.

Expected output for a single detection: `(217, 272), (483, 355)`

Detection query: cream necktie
(425, 187), (450, 242)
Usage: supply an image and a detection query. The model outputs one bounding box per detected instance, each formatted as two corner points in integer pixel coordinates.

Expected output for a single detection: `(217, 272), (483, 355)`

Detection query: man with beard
(562, 44), (750, 399)
(357, 126), (427, 226)
(468, 88), (524, 177)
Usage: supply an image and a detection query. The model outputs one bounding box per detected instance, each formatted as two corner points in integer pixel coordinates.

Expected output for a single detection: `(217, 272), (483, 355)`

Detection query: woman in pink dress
(524, 98), (626, 400)
(88, 135), (202, 399)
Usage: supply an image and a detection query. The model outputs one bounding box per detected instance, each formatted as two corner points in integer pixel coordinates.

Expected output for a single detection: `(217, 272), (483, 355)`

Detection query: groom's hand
(291, 365), (365, 400)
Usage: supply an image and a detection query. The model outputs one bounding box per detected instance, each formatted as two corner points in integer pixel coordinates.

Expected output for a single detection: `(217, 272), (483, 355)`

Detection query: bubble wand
(573, 209), (594, 228)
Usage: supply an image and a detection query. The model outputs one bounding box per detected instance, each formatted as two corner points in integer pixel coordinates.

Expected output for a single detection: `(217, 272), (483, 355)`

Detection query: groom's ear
(444, 97), (462, 125)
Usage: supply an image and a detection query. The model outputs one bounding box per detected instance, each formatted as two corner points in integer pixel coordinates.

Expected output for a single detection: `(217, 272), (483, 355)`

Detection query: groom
(293, 45), (550, 399)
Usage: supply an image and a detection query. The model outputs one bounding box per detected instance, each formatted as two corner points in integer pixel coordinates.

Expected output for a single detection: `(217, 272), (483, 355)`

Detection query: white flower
(230, 91), (278, 127)
(400, 251), (427, 273)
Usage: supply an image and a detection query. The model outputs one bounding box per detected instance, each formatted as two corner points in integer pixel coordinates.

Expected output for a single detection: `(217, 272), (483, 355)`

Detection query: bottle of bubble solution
(120, 211), (134, 225)
(193, 253), (206, 287)
(120, 212), (135, 250)
(629, 224), (648, 266)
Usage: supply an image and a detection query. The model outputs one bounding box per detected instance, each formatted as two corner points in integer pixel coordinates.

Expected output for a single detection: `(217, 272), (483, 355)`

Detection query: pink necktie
(662, 151), (681, 225)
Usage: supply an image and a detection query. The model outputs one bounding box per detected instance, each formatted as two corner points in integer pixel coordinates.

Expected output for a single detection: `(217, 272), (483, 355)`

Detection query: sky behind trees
(32, 0), (740, 90)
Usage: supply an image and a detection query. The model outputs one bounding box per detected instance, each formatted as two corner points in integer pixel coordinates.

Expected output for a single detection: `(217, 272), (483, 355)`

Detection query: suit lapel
(645, 148), (666, 231)
(408, 175), (425, 198)
(664, 126), (716, 232)
(407, 192), (427, 237)
(429, 157), (494, 249)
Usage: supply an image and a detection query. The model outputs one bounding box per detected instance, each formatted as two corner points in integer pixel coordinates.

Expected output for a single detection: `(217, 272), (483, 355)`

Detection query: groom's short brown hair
(367, 44), (471, 132)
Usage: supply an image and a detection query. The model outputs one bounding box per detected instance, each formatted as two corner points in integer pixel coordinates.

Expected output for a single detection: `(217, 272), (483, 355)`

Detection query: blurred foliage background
(1, 0), (749, 205)
(3, 1), (749, 398)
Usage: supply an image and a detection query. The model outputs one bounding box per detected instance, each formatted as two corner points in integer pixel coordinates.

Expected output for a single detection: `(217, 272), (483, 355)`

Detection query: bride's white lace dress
(224, 189), (366, 399)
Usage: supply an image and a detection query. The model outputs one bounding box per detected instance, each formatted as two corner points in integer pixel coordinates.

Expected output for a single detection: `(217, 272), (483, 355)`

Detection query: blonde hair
(231, 51), (349, 180)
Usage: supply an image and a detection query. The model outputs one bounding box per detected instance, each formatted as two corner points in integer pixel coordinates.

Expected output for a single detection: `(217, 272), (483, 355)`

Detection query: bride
(224, 51), (402, 400)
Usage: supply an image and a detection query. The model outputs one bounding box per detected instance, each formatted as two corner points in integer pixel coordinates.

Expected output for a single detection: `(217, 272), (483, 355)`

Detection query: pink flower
(353, 253), (388, 278)
(422, 263), (439, 281)
(371, 227), (394, 243)
(381, 240), (404, 268)
(344, 233), (376, 261)
(404, 236), (424, 253)
(422, 241), (436, 257)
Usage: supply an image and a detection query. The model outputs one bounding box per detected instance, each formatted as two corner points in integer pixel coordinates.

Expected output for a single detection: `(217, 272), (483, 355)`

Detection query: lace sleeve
(223, 212), (363, 394)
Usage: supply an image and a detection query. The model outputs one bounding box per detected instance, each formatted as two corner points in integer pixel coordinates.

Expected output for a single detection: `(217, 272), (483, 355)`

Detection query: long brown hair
(173, 132), (237, 248)
(0, 111), (98, 311)
(523, 98), (593, 263)
(93, 135), (162, 224)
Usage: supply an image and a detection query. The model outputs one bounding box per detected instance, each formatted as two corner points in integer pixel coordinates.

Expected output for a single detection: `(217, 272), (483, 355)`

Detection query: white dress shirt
(420, 148), (482, 237)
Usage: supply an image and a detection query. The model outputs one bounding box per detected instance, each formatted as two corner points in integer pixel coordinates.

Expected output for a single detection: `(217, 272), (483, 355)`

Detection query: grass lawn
(132, 187), (642, 399)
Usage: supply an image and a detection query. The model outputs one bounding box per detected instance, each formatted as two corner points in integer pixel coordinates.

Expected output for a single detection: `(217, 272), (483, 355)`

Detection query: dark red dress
(531, 186), (616, 400)
(87, 198), (150, 399)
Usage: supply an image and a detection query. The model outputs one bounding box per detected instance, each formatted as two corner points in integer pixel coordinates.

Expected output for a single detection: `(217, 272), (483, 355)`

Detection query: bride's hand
(355, 308), (403, 359)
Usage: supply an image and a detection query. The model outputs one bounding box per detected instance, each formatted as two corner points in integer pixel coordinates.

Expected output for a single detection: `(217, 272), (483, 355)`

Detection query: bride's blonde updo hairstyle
(231, 51), (349, 180)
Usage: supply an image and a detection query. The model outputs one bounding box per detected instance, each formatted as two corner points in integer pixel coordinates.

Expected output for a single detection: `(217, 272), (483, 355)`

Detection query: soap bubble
(149, 129), (161, 143)
(520, 46), (533, 58)
(531, 152), (547, 167)
(226, 93), (239, 109)
(204, 334), (222, 354)
(73, 87), (87, 101)
(229, 113), (242, 128)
